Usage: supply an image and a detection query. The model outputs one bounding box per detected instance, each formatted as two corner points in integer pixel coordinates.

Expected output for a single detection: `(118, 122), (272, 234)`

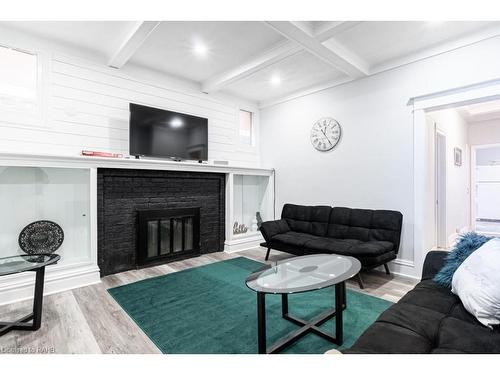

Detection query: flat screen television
(129, 103), (208, 161)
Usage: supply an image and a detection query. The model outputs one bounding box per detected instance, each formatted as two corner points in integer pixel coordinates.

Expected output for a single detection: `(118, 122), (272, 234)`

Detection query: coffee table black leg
(281, 294), (288, 317)
(257, 292), (266, 354)
(0, 266), (46, 336)
(335, 282), (344, 344)
(32, 266), (46, 330)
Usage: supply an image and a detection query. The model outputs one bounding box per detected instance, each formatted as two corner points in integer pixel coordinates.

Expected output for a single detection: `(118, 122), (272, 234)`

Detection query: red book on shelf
(81, 150), (123, 158)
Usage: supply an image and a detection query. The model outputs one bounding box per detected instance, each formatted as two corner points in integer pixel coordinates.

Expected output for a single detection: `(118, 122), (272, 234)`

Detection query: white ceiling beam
(289, 21), (361, 41)
(289, 21), (315, 36)
(108, 21), (161, 69)
(313, 21), (362, 42)
(201, 41), (302, 93)
(265, 21), (368, 78)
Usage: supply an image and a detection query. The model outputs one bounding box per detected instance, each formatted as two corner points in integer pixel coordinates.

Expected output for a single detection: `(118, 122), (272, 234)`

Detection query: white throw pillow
(451, 237), (500, 329)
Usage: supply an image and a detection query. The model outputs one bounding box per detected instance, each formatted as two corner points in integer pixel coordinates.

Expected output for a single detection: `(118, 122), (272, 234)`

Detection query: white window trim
(239, 108), (255, 148)
(0, 44), (49, 129)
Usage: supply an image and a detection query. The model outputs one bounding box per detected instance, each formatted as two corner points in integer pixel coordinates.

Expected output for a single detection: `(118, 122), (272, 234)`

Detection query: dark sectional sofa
(344, 250), (500, 353)
(260, 204), (403, 287)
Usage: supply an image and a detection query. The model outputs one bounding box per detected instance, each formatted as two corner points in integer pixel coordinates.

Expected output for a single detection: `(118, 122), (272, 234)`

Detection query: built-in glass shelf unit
(0, 166), (91, 265)
(226, 172), (273, 251)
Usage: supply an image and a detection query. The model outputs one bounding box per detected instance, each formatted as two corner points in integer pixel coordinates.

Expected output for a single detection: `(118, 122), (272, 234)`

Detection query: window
(239, 109), (253, 146)
(0, 45), (41, 124)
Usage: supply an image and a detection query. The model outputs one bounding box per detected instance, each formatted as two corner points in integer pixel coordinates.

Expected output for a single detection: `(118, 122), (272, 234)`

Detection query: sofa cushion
(271, 231), (319, 248)
(343, 321), (433, 353)
(305, 238), (361, 255)
(259, 219), (290, 241)
(352, 241), (393, 256)
(437, 317), (500, 353)
(375, 302), (444, 348)
(281, 204), (331, 236)
(449, 303), (482, 325)
(398, 279), (461, 315)
(346, 278), (500, 354)
(304, 238), (393, 258)
(327, 207), (402, 253)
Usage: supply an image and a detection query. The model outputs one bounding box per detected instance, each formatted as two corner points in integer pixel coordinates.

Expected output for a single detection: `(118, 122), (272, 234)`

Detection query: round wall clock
(310, 117), (342, 152)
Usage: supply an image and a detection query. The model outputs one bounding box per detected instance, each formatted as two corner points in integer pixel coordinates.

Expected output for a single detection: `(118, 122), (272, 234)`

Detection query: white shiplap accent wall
(0, 50), (260, 167)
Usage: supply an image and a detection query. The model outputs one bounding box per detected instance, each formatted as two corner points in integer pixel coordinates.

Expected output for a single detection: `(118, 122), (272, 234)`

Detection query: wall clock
(310, 117), (342, 152)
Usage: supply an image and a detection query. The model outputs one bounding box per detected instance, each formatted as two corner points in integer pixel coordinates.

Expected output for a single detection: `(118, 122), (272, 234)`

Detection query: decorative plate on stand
(18, 220), (64, 255)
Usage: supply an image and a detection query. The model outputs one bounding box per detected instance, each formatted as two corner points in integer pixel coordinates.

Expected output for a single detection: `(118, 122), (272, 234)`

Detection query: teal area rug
(108, 257), (392, 354)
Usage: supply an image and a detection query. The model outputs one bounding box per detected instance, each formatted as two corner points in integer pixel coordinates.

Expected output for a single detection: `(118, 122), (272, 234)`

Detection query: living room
(1, 0), (500, 372)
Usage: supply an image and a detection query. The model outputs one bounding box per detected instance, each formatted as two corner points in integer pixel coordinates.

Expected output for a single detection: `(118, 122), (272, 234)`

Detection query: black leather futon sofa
(260, 204), (403, 288)
(344, 250), (500, 353)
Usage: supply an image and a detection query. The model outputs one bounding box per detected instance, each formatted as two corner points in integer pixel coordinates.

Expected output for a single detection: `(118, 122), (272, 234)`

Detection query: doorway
(411, 79), (500, 276)
(425, 107), (470, 250)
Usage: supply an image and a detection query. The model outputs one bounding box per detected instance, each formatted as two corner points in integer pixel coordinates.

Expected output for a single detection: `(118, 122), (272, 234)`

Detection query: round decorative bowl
(18, 220), (64, 255)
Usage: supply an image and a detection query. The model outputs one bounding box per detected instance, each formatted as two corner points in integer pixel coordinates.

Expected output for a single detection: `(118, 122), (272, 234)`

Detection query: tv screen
(129, 103), (208, 161)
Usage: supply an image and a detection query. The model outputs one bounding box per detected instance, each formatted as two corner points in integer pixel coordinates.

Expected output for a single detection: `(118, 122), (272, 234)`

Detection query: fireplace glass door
(138, 208), (200, 266)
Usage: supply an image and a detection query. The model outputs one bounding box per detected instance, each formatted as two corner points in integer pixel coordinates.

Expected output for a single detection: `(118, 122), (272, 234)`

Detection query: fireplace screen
(137, 208), (200, 266)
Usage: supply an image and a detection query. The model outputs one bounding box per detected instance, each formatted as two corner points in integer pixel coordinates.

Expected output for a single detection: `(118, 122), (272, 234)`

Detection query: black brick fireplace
(97, 168), (225, 276)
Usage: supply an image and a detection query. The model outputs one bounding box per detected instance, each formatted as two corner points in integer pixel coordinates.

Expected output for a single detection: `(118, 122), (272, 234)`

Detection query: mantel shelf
(0, 152), (273, 176)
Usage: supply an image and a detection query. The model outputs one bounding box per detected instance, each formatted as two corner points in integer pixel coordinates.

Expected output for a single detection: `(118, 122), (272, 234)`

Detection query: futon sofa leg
(383, 263), (390, 275)
(356, 273), (365, 289)
(265, 248), (271, 261)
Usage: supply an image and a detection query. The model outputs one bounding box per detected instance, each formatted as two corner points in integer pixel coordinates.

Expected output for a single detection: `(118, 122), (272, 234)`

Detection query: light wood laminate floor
(0, 249), (418, 354)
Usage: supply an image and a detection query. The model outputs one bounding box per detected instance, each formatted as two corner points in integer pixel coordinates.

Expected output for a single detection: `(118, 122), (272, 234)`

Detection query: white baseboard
(375, 258), (420, 279)
(224, 232), (264, 253)
(0, 262), (101, 306)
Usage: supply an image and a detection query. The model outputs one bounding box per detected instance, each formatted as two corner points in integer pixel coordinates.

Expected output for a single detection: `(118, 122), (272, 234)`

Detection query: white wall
(428, 109), (470, 241)
(0, 26), (261, 167)
(260, 35), (500, 277)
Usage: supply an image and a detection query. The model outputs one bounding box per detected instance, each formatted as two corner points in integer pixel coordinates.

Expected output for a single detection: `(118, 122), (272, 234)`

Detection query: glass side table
(0, 254), (60, 337)
(246, 254), (361, 354)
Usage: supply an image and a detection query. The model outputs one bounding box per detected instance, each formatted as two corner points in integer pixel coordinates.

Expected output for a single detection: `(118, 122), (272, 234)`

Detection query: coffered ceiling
(2, 21), (500, 107)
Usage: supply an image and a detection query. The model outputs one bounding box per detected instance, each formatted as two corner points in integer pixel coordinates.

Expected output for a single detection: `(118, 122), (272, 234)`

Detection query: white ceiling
(3, 21), (137, 58)
(223, 50), (347, 102)
(459, 99), (500, 123)
(333, 21), (496, 70)
(2, 21), (500, 106)
(130, 22), (284, 82)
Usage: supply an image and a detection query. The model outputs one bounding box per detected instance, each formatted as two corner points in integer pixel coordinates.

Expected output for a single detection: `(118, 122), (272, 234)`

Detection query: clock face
(310, 117), (342, 152)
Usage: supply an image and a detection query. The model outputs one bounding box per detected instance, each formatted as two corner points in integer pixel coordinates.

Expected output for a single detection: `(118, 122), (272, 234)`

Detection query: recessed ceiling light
(270, 75), (281, 86)
(192, 42), (208, 58)
(170, 117), (184, 128)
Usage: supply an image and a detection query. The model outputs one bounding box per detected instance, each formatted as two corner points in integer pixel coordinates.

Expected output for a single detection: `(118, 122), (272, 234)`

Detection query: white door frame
(435, 129), (447, 248)
(410, 78), (500, 276)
